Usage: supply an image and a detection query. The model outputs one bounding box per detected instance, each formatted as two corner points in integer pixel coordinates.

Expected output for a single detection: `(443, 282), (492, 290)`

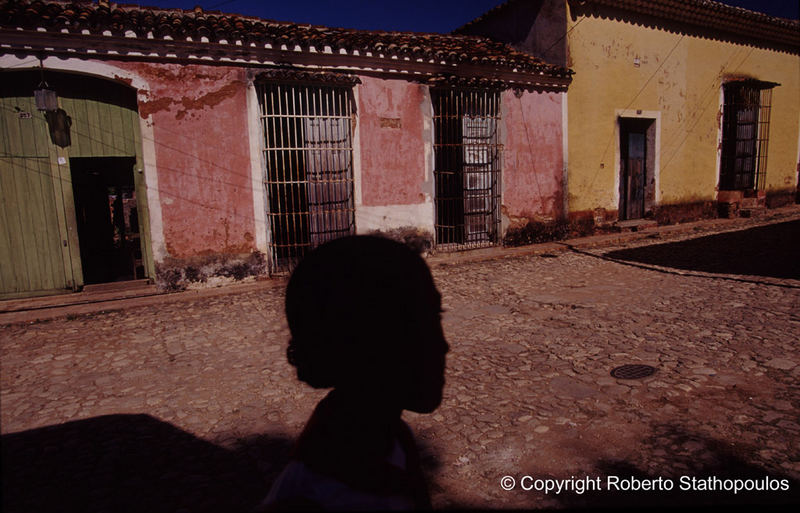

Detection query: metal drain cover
(611, 364), (657, 379)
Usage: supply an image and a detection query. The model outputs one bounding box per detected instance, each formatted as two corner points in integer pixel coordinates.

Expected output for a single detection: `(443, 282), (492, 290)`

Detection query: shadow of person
(260, 235), (449, 511)
(1, 413), (293, 513)
(603, 220), (800, 280)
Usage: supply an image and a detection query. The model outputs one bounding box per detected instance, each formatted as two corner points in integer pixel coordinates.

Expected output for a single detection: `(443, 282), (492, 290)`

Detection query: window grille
(257, 83), (355, 272)
(720, 81), (775, 191)
(432, 88), (501, 250)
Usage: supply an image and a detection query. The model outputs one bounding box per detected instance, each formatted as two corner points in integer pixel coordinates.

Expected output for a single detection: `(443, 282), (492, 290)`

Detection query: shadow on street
(1, 414), (448, 513)
(603, 220), (800, 280)
(1, 414), (291, 513)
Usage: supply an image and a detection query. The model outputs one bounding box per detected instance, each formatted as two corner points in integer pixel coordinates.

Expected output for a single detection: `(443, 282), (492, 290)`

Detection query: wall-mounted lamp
(35, 87), (58, 111)
(34, 61), (72, 148)
(34, 62), (58, 111)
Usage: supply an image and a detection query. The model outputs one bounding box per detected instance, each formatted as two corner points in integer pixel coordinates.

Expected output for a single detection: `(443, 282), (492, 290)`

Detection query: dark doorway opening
(70, 157), (143, 285)
(619, 118), (654, 221)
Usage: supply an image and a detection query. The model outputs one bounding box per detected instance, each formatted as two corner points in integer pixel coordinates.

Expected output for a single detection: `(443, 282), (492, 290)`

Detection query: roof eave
(0, 28), (573, 90)
(578, 0), (800, 51)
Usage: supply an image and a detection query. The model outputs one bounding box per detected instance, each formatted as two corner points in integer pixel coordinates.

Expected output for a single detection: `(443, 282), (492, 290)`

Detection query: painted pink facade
(110, 66), (568, 261)
(102, 65), (569, 270)
(119, 63), (258, 259)
(115, 68), (567, 260)
(358, 78), (567, 226)
(501, 89), (565, 220)
(358, 77), (428, 207)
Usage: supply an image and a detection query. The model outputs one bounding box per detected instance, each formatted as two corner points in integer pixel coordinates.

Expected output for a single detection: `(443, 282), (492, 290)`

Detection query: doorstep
(615, 219), (659, 232)
(0, 279), (161, 314)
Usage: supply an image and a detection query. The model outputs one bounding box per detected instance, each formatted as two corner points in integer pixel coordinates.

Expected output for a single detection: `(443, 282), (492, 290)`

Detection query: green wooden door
(0, 96), (75, 297)
(61, 89), (154, 283)
(1, 71), (153, 298)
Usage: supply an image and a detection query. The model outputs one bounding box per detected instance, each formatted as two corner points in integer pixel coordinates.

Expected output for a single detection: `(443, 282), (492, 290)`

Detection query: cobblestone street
(2, 215), (800, 511)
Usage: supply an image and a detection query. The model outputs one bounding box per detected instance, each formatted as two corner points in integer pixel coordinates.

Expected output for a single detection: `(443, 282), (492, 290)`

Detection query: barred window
(719, 80), (776, 191)
(256, 82), (355, 272)
(432, 89), (501, 250)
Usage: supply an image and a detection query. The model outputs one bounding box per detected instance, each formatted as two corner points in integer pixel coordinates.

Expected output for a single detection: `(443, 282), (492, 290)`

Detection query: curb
(0, 278), (287, 326)
(427, 204), (800, 267)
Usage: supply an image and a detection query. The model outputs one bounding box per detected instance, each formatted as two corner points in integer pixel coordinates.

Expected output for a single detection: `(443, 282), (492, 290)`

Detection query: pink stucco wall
(358, 76), (427, 206)
(117, 63), (256, 258)
(502, 89), (564, 219)
(106, 61), (565, 260)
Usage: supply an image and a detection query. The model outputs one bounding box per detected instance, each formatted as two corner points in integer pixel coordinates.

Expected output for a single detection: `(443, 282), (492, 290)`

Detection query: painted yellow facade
(565, 3), (800, 218)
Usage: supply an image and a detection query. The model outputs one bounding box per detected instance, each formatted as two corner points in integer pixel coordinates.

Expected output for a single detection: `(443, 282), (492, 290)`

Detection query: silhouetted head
(285, 235), (448, 413)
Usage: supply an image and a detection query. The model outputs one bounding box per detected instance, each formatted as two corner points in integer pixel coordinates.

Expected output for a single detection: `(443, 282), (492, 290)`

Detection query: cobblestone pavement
(2, 217), (799, 511)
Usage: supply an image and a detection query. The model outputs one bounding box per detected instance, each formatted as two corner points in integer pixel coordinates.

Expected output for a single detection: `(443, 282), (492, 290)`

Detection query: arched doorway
(0, 70), (153, 297)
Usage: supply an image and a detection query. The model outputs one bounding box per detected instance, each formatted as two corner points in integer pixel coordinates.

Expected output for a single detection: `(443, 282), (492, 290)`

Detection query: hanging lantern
(34, 87), (58, 111)
(35, 63), (58, 111)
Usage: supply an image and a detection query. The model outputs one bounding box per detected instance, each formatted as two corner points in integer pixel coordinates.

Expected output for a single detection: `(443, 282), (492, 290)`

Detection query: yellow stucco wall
(565, 5), (800, 215)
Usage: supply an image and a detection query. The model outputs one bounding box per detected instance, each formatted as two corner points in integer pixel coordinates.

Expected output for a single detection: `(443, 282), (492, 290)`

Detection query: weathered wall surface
(26, 60), (566, 277)
(565, 5), (800, 218)
(116, 62), (257, 259)
(356, 76), (433, 232)
(501, 89), (565, 222)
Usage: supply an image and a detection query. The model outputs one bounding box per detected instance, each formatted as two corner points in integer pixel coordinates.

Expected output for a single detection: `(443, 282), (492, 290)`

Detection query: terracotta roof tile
(0, 0), (573, 78)
(457, 0), (799, 51)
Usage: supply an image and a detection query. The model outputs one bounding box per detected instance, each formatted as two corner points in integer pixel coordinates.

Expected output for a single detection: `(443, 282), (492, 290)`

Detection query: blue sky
(135, 1), (799, 32)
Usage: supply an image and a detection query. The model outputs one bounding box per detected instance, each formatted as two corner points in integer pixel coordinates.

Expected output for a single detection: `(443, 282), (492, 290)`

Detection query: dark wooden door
(620, 123), (647, 220)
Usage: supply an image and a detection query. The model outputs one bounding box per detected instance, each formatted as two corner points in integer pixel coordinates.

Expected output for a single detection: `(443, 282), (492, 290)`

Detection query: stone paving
(2, 215), (800, 511)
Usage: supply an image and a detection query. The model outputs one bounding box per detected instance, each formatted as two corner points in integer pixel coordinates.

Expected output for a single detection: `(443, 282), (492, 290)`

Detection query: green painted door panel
(1, 96), (72, 296)
(61, 94), (137, 157)
(2, 72), (153, 298)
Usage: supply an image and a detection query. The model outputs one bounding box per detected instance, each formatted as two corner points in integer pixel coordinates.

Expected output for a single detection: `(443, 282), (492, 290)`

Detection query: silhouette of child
(259, 235), (448, 511)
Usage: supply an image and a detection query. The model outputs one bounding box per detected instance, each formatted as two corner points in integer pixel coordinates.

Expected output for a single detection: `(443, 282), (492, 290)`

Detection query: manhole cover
(611, 364), (657, 379)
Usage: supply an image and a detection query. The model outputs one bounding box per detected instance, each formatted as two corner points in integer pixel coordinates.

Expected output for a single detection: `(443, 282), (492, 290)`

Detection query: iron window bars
(719, 80), (776, 192)
(256, 82), (356, 272)
(432, 88), (502, 250)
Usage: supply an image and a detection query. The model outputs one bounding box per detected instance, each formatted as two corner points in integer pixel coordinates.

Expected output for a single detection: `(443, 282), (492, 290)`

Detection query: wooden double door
(1, 71), (152, 298)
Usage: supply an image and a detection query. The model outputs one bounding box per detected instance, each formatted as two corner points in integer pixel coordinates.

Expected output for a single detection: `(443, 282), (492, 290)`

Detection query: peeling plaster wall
(356, 76), (433, 231)
(32, 59), (566, 268)
(564, 6), (800, 216)
(114, 62), (257, 259)
(501, 89), (565, 221)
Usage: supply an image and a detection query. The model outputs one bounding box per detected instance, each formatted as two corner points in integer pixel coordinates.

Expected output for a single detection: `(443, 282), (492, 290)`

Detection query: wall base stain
(155, 251), (266, 291)
(501, 206), (535, 232)
(501, 206), (569, 238)
(366, 227), (434, 255)
(503, 216), (600, 247)
(567, 208), (620, 226)
(766, 189), (797, 209)
(653, 201), (717, 225)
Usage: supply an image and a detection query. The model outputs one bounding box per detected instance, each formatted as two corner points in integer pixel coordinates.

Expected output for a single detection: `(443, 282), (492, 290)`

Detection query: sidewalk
(428, 204), (800, 266)
(3, 204), (798, 325)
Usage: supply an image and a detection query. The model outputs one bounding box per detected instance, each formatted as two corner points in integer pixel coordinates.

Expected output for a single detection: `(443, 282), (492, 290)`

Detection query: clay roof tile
(1, 0), (574, 77)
